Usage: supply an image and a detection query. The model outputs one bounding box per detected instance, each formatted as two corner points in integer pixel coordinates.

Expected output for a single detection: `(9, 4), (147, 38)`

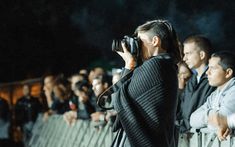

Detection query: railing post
(196, 129), (202, 147)
(205, 133), (216, 147)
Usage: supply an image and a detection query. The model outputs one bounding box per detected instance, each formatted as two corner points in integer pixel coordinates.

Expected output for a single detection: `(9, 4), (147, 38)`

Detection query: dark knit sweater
(112, 53), (178, 147)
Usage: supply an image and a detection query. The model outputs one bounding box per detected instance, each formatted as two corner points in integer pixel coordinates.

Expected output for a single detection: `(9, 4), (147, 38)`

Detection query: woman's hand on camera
(117, 42), (136, 70)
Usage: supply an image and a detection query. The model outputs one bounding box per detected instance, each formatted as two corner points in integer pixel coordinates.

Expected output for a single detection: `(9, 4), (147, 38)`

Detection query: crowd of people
(0, 67), (122, 146)
(1, 19), (235, 147)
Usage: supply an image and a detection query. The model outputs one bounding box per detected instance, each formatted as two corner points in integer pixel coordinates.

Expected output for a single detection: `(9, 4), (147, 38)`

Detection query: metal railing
(29, 114), (235, 147)
(29, 114), (115, 147)
(178, 128), (235, 147)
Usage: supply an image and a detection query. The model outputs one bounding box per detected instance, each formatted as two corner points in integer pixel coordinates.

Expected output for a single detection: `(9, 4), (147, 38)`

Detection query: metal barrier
(29, 114), (115, 147)
(178, 128), (235, 147)
(29, 115), (235, 147)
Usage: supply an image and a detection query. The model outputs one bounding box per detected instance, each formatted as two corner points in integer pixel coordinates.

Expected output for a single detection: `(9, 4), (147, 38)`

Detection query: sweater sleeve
(189, 102), (209, 129)
(227, 114), (235, 129)
(190, 92), (214, 129)
(112, 80), (172, 146)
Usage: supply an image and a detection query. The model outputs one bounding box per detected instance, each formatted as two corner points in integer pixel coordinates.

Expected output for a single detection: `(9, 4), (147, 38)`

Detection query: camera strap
(97, 70), (134, 110)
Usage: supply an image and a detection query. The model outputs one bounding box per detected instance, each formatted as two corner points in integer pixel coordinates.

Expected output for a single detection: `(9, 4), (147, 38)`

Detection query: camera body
(112, 36), (141, 58)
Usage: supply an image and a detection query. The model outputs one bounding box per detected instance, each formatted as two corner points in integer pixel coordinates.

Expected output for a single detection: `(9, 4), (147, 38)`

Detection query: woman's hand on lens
(117, 42), (136, 70)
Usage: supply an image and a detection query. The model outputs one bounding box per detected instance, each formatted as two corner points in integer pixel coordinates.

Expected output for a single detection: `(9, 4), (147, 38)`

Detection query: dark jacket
(176, 69), (216, 133)
(51, 98), (70, 114)
(0, 97), (10, 121)
(15, 96), (42, 127)
(69, 95), (95, 120)
(112, 53), (178, 147)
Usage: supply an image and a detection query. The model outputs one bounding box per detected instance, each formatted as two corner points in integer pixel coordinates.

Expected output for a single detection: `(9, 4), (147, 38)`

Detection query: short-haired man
(177, 35), (216, 132)
(15, 84), (42, 146)
(190, 52), (235, 132)
(176, 36), (216, 146)
(90, 74), (112, 125)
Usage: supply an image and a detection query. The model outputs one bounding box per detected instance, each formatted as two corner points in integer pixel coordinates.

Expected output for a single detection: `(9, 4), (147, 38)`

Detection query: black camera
(112, 36), (141, 58)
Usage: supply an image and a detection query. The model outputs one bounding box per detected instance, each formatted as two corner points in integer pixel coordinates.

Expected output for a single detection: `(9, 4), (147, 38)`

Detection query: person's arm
(190, 103), (209, 129)
(208, 113), (231, 141)
(45, 92), (53, 108)
(227, 114), (235, 129)
(190, 93), (214, 129)
(120, 68), (132, 77)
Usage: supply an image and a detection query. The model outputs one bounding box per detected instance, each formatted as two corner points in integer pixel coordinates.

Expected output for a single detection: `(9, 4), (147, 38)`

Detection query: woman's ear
(152, 36), (161, 47)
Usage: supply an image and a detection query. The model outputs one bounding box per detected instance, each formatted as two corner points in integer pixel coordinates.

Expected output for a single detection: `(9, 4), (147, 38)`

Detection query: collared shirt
(190, 77), (235, 130)
(196, 66), (208, 83)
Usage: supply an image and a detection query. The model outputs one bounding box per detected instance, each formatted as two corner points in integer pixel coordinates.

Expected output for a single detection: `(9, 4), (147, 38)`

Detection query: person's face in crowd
(88, 67), (104, 83)
(22, 85), (30, 96)
(43, 76), (54, 93)
(74, 89), (89, 102)
(206, 57), (232, 89)
(137, 32), (158, 60)
(92, 79), (107, 97)
(71, 75), (84, 91)
(88, 70), (95, 84)
(183, 42), (204, 69)
(178, 64), (192, 81)
(53, 84), (67, 100)
(53, 85), (63, 99)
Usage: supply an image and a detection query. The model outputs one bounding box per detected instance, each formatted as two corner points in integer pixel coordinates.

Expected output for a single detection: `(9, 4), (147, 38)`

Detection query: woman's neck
(152, 47), (166, 57)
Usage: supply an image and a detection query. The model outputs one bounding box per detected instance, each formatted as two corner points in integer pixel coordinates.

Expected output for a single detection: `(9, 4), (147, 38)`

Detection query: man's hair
(135, 19), (181, 63)
(211, 51), (235, 77)
(70, 73), (87, 81)
(74, 80), (90, 92)
(184, 35), (213, 58)
(54, 74), (69, 87)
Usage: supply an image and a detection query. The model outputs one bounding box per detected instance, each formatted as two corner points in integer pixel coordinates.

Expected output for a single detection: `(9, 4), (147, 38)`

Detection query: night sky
(0, 0), (234, 83)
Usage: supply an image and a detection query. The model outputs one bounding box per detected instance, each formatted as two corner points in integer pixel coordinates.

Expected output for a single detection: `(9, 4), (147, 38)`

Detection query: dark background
(0, 0), (234, 83)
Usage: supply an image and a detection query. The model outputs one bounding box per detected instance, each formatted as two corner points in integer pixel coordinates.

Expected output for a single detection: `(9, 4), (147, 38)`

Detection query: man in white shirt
(190, 52), (235, 133)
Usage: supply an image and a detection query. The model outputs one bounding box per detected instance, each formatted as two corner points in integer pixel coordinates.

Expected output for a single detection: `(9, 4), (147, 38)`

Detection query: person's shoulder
(229, 78), (235, 87)
(146, 54), (175, 72)
(143, 55), (166, 68)
(0, 97), (8, 104)
(150, 53), (171, 61)
(224, 79), (235, 95)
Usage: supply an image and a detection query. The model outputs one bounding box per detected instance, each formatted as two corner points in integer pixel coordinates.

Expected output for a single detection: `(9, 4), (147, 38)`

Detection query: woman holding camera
(111, 20), (181, 147)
